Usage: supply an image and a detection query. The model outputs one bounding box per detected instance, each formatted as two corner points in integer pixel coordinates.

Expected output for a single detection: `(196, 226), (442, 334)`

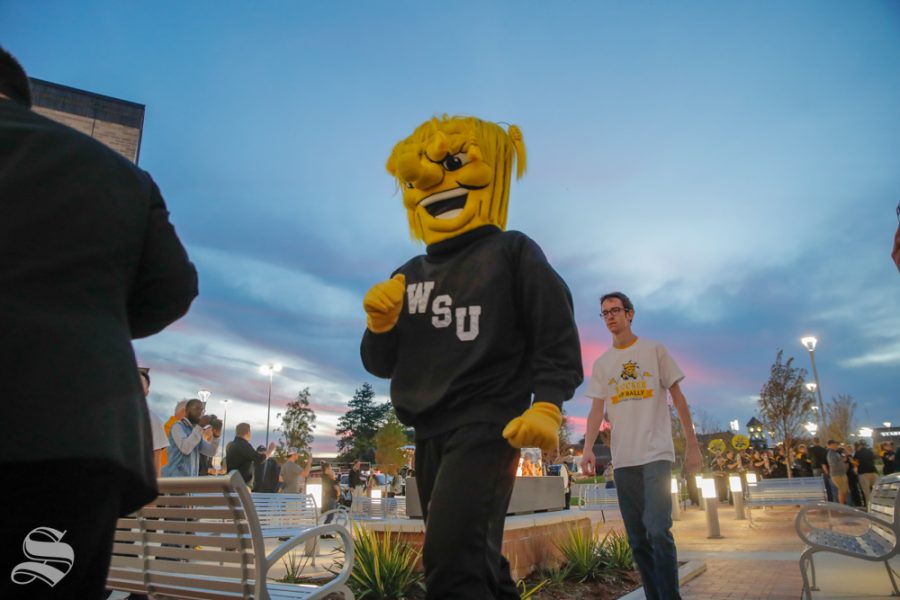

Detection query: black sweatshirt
(361, 226), (583, 440)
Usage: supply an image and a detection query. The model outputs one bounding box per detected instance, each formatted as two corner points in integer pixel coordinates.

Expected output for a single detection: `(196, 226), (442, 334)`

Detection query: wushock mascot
(361, 116), (583, 600)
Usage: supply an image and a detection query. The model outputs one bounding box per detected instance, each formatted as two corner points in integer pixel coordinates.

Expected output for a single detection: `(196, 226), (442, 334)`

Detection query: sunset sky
(3, 1), (899, 454)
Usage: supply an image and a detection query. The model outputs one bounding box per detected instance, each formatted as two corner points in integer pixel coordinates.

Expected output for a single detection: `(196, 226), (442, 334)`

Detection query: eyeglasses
(600, 307), (627, 318)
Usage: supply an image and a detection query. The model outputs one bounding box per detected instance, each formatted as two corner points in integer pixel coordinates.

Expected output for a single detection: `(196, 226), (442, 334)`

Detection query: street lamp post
(801, 337), (826, 427)
(220, 399), (232, 462)
(259, 363), (282, 446)
(805, 382), (820, 429)
(198, 389), (211, 403)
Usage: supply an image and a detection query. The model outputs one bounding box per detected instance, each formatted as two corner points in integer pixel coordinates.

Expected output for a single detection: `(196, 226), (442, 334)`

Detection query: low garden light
(306, 482), (322, 512)
(729, 475), (746, 520)
(671, 477), (681, 521)
(701, 478), (723, 539)
(695, 474), (706, 510)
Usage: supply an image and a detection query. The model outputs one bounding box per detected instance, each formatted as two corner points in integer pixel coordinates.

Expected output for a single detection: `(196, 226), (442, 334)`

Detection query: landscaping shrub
(348, 523), (423, 599)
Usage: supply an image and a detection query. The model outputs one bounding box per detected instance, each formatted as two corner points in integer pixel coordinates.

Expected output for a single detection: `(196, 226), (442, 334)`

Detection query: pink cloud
(580, 339), (610, 377)
(566, 415), (588, 439)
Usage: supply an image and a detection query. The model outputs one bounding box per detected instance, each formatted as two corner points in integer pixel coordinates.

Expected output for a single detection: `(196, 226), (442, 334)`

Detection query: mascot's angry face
(386, 116), (526, 245)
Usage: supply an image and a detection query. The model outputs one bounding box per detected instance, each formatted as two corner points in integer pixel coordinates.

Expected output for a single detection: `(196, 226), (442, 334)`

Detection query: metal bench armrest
(797, 501), (871, 522)
(265, 523), (355, 588)
(321, 507), (351, 527)
(796, 502), (894, 548)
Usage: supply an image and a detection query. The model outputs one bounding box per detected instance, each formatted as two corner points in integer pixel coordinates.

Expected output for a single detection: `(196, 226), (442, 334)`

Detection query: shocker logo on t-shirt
(620, 361), (639, 380)
(610, 361), (655, 404)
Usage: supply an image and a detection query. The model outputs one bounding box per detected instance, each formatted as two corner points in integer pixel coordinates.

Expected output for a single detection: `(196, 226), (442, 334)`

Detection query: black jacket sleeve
(515, 236), (584, 408)
(227, 439), (266, 466)
(128, 173), (199, 339)
(361, 327), (399, 378)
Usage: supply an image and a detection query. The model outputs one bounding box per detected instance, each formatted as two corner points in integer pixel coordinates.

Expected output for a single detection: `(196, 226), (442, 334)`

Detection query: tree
(757, 350), (814, 478)
(692, 407), (723, 435)
(335, 382), (391, 462)
(558, 410), (573, 449)
(275, 387), (317, 455)
(671, 406), (686, 468)
(374, 411), (409, 476)
(823, 394), (857, 443)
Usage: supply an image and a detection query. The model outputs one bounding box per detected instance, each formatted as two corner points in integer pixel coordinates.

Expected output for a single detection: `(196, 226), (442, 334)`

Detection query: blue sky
(3, 1), (899, 453)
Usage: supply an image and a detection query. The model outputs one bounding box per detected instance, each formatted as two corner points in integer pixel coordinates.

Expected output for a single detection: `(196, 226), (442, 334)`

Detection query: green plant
(516, 577), (550, 599)
(556, 524), (602, 582)
(572, 475), (606, 484)
(349, 523), (423, 599)
(598, 529), (634, 571)
(538, 564), (570, 587)
(278, 551), (310, 583)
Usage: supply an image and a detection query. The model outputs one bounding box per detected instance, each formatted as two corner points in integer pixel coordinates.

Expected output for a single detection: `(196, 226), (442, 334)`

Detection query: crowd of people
(153, 399), (415, 519)
(699, 436), (895, 509)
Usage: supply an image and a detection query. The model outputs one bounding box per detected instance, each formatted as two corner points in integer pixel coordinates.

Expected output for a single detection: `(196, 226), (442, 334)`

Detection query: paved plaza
(109, 502), (899, 599)
(264, 503), (900, 599)
(592, 503), (900, 600)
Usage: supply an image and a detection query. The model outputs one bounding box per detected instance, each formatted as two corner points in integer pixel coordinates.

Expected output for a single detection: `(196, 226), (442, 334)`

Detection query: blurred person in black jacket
(882, 442), (896, 475)
(0, 47), (197, 599)
(226, 423), (276, 485)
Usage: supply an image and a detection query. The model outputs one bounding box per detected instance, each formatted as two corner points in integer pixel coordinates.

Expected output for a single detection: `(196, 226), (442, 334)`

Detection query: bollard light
(306, 483), (323, 511)
(695, 475), (707, 509)
(730, 475), (746, 520)
(671, 477), (681, 521)
(701, 478), (717, 499)
(371, 489), (382, 499)
(746, 472), (757, 485)
(702, 478), (724, 538)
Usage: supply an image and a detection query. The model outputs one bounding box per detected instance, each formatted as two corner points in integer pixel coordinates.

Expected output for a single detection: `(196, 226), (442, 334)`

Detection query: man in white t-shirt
(140, 367), (169, 477)
(581, 292), (702, 600)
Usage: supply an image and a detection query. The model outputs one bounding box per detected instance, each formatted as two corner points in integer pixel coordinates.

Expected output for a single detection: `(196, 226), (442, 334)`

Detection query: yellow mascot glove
(363, 274), (406, 333)
(502, 402), (562, 451)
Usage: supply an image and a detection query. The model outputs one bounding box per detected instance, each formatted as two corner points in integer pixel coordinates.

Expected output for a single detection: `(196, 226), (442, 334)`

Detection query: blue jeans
(615, 460), (681, 600)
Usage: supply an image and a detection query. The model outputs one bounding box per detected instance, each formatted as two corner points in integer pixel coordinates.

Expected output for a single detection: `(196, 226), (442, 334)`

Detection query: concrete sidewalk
(585, 503), (900, 600)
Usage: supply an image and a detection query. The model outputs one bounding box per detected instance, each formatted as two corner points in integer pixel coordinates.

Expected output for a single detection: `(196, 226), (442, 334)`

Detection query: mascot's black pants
(415, 422), (520, 600)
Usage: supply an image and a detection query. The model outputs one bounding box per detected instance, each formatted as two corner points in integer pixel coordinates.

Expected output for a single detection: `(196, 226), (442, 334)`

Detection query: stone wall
(363, 511), (593, 581)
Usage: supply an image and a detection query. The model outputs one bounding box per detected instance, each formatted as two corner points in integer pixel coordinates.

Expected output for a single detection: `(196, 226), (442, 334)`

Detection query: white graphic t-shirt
(586, 337), (684, 469)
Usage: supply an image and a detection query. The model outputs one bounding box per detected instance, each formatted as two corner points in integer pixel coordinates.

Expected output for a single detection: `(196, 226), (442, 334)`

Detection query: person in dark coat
(0, 47), (197, 599)
(226, 423), (276, 485)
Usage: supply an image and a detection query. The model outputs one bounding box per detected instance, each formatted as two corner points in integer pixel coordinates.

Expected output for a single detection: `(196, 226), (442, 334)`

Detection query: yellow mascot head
(386, 115), (526, 245)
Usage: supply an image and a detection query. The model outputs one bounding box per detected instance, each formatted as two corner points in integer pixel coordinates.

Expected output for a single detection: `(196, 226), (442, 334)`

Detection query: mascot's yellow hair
(386, 115), (527, 242)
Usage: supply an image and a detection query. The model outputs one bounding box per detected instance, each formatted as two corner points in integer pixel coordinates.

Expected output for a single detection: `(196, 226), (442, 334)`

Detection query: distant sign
(29, 78), (144, 164)
(873, 427), (900, 445)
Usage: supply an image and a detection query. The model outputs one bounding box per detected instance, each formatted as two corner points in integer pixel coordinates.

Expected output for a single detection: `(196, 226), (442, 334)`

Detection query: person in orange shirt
(160, 399), (188, 468)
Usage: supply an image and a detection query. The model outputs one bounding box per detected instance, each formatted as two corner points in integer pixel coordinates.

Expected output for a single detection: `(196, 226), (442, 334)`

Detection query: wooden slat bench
(252, 493), (322, 538)
(106, 471), (354, 600)
(348, 496), (406, 520)
(745, 477), (825, 524)
(252, 492), (349, 565)
(577, 485), (619, 522)
(795, 473), (900, 600)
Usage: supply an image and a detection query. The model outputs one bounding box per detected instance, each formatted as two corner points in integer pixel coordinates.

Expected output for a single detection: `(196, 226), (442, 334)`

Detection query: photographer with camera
(160, 398), (221, 477)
